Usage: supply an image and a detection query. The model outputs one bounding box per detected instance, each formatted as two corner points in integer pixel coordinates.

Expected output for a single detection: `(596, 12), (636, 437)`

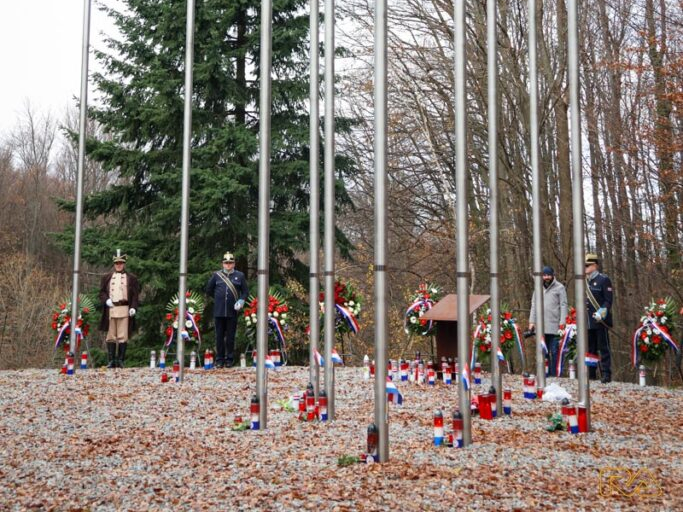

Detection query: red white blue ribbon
(461, 363), (471, 391)
(496, 348), (505, 361)
(631, 317), (680, 367)
(470, 323), (483, 368)
(335, 304), (360, 334)
(403, 298), (434, 335)
(511, 320), (526, 368)
(166, 311), (202, 347)
(556, 323), (575, 376)
(54, 321), (70, 349)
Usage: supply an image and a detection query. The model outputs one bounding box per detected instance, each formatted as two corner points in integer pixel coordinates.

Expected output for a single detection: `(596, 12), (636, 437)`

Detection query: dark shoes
(117, 343), (127, 368)
(601, 376), (612, 383)
(215, 361), (226, 369)
(106, 342), (117, 369)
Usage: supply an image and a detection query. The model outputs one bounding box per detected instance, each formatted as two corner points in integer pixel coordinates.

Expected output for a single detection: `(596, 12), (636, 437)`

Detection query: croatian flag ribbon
(541, 337), (548, 355)
(314, 349), (324, 367)
(511, 320), (526, 368)
(269, 317), (286, 346)
(386, 378), (404, 405)
(496, 348), (505, 362)
(331, 349), (344, 365)
(335, 304), (360, 334)
(470, 323), (482, 368)
(556, 323), (575, 377)
(54, 321), (70, 349)
(185, 311), (202, 346)
(585, 353), (599, 367)
(461, 363), (471, 391)
(264, 355), (276, 369)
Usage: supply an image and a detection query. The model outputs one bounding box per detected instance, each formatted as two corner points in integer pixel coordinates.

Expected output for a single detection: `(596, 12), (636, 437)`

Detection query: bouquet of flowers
(163, 290), (205, 348)
(319, 280), (362, 335)
(243, 288), (289, 354)
(403, 283), (442, 336)
(51, 294), (96, 351)
(632, 297), (679, 366)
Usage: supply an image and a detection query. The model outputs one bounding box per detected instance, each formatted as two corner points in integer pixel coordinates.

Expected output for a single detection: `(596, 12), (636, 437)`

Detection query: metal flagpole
(528, 0), (546, 390)
(257, 0), (274, 428)
(68, 0), (92, 357)
(487, 0), (502, 413)
(567, 0), (590, 429)
(454, 0), (472, 447)
(323, 0), (336, 419)
(374, 0), (389, 462)
(177, 0), (197, 383)
(309, 0), (321, 398)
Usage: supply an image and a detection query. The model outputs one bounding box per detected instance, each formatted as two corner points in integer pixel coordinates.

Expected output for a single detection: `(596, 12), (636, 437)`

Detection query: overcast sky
(0, 1), (115, 138)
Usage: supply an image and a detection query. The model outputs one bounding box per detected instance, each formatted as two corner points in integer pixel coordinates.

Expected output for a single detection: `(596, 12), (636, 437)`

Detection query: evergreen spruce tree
(61, 0), (354, 351)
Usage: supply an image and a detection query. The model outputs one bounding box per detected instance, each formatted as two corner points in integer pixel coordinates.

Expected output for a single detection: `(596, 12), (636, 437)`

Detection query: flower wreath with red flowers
(319, 280), (362, 335)
(51, 294), (97, 351)
(162, 290), (205, 348)
(242, 288), (290, 348)
(403, 283), (443, 337)
(632, 297), (679, 366)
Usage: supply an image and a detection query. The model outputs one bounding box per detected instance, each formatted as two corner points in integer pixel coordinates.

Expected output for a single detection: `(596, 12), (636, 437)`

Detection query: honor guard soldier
(584, 253), (614, 383)
(206, 252), (249, 367)
(99, 250), (140, 368)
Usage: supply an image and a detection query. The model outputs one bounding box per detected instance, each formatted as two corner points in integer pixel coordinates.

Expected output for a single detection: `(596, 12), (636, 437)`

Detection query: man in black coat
(206, 252), (249, 367)
(99, 250), (140, 368)
(585, 253), (614, 383)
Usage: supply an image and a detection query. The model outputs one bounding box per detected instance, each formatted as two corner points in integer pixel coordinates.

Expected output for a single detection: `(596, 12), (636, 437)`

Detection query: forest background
(0, 0), (680, 383)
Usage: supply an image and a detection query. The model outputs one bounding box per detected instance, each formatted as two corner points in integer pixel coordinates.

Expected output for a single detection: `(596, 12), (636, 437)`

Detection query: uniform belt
(113, 300), (129, 306)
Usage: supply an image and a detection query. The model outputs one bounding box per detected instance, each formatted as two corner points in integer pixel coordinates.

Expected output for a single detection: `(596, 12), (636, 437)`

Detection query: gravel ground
(0, 367), (680, 511)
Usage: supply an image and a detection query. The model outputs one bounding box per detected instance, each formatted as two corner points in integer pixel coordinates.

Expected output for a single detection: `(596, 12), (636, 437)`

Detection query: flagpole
(374, 0), (389, 462)
(68, 0), (92, 356)
(567, 0), (590, 429)
(529, 0), (546, 390)
(487, 0), (502, 413)
(256, 0), (274, 428)
(176, 0), (197, 383)
(309, 0), (321, 398)
(323, 0), (336, 420)
(454, 0), (472, 447)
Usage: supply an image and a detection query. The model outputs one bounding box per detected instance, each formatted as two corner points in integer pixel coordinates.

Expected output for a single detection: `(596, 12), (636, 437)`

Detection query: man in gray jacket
(529, 266), (568, 376)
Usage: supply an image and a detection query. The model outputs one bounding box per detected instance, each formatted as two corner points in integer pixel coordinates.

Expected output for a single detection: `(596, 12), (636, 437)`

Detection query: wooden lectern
(421, 294), (490, 361)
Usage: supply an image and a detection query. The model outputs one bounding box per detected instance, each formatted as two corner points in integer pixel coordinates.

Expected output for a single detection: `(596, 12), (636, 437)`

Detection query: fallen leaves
(0, 368), (680, 510)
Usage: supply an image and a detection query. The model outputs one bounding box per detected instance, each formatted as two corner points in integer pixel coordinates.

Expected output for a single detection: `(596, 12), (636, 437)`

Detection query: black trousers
(215, 316), (237, 364)
(588, 328), (611, 380)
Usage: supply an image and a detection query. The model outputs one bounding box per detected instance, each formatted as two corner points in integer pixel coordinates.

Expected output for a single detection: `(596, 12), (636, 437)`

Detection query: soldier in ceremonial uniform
(206, 252), (249, 367)
(585, 253), (614, 383)
(99, 250), (140, 368)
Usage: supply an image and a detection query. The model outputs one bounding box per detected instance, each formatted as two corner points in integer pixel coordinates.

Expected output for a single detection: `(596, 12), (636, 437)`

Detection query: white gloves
(106, 299), (114, 308)
(593, 307), (607, 321)
(234, 299), (245, 311)
(129, 308), (136, 317)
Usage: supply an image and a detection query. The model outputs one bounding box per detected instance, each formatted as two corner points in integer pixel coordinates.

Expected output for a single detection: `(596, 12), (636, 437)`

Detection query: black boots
(117, 343), (127, 368)
(107, 342), (117, 368)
